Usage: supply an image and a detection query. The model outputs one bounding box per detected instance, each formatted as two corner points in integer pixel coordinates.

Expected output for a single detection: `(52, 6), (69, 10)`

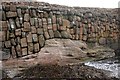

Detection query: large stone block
(22, 48), (28, 56)
(27, 33), (32, 43)
(34, 43), (40, 53)
(21, 38), (27, 47)
(99, 38), (106, 45)
(17, 8), (22, 17)
(63, 19), (70, 27)
(38, 18), (42, 28)
(35, 18), (39, 28)
(38, 35), (45, 47)
(43, 24), (48, 32)
(16, 18), (21, 28)
(6, 12), (17, 18)
(48, 25), (53, 30)
(32, 34), (38, 42)
(30, 18), (35, 26)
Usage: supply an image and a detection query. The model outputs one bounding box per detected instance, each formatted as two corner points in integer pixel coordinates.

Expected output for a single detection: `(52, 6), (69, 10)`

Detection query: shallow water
(85, 57), (120, 78)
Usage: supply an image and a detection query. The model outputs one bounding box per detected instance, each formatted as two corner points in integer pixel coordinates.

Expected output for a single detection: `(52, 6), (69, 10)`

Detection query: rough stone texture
(6, 12), (17, 18)
(38, 35), (45, 48)
(21, 38), (27, 48)
(32, 34), (38, 42)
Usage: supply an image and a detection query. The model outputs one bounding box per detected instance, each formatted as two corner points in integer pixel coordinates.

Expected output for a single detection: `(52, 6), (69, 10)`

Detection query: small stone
(48, 25), (52, 30)
(28, 42), (33, 53)
(11, 46), (17, 58)
(48, 18), (52, 24)
(53, 24), (57, 31)
(27, 33), (32, 43)
(99, 38), (106, 45)
(30, 18), (35, 26)
(38, 18), (42, 27)
(21, 38), (27, 47)
(11, 39), (16, 46)
(52, 15), (56, 24)
(42, 18), (47, 25)
(23, 22), (30, 31)
(0, 31), (6, 41)
(16, 44), (22, 57)
(61, 31), (72, 39)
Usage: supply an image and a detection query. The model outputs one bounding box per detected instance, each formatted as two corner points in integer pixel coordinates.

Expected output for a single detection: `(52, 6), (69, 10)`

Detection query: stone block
(31, 27), (37, 33)
(11, 39), (16, 46)
(34, 43), (40, 53)
(32, 34), (38, 42)
(59, 26), (66, 31)
(0, 31), (6, 42)
(82, 35), (87, 41)
(42, 18), (47, 25)
(15, 29), (21, 36)
(27, 33), (32, 43)
(0, 21), (8, 31)
(61, 31), (72, 39)
(38, 35), (45, 47)
(38, 18), (42, 28)
(30, 18), (35, 26)
(16, 18), (21, 28)
(48, 30), (54, 38)
(24, 14), (30, 22)
(35, 18), (39, 28)
(21, 38), (27, 47)
(11, 46), (17, 58)
(99, 38), (106, 45)
(52, 24), (57, 31)
(54, 31), (61, 38)
(37, 28), (44, 35)
(48, 25), (52, 30)
(6, 12), (17, 18)
(9, 32), (15, 38)
(28, 42), (33, 52)
(48, 18), (52, 25)
(16, 37), (21, 44)
(17, 8), (22, 17)
(10, 5), (16, 12)
(23, 22), (30, 31)
(63, 19), (70, 27)
(16, 44), (22, 57)
(22, 48), (28, 56)
(5, 41), (11, 48)
(44, 31), (50, 40)
(52, 15), (56, 24)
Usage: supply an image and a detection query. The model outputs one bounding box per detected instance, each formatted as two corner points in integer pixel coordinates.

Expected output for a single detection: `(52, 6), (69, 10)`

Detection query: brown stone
(63, 19), (70, 27)
(32, 34), (38, 42)
(31, 27), (37, 33)
(5, 41), (11, 48)
(34, 43), (40, 52)
(37, 28), (44, 35)
(10, 5), (16, 12)
(9, 32), (15, 38)
(6, 12), (17, 18)
(43, 24), (48, 32)
(28, 42), (33, 52)
(42, 18), (47, 25)
(23, 22), (31, 31)
(48, 30), (54, 38)
(21, 38), (27, 47)
(38, 35), (45, 47)
(11, 39), (16, 46)
(52, 15), (56, 24)
(30, 18), (35, 26)
(44, 31), (50, 40)
(11, 46), (17, 58)
(0, 31), (6, 42)
(16, 37), (21, 44)
(27, 33), (32, 43)
(52, 24), (57, 31)
(38, 18), (42, 27)
(82, 35), (87, 41)
(16, 44), (22, 57)
(22, 48), (28, 56)
(54, 31), (61, 38)
(59, 26), (66, 31)
(15, 29), (21, 36)
(0, 21), (8, 31)
(48, 25), (53, 30)
(24, 14), (30, 22)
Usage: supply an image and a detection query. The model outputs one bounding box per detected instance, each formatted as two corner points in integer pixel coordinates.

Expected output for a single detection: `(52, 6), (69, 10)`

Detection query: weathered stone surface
(99, 38), (106, 45)
(48, 30), (54, 38)
(44, 31), (50, 40)
(30, 18), (35, 26)
(23, 22), (30, 31)
(63, 19), (70, 27)
(54, 31), (61, 38)
(31, 27), (37, 33)
(28, 42), (33, 52)
(16, 18), (21, 28)
(48, 25), (52, 30)
(5, 41), (11, 48)
(38, 18), (42, 27)
(27, 33), (32, 43)
(6, 12), (17, 18)
(21, 38), (27, 47)
(11, 46), (16, 58)
(37, 28), (43, 35)
(35, 18), (39, 28)
(15, 29), (21, 36)
(43, 24), (48, 32)
(38, 35), (45, 47)
(34, 43), (40, 52)
(24, 14), (30, 22)
(52, 24), (57, 31)
(0, 31), (6, 42)
(61, 31), (72, 39)
(10, 5), (16, 12)
(16, 44), (22, 57)
(32, 34), (38, 42)
(42, 18), (47, 25)
(0, 21), (8, 31)
(48, 18), (52, 24)
(11, 39), (16, 46)
(22, 48), (28, 56)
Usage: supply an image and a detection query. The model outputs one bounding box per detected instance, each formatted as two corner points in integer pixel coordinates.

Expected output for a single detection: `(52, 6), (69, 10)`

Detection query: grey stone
(32, 34), (38, 42)
(54, 31), (61, 38)
(38, 35), (45, 47)
(48, 30), (54, 38)
(61, 31), (71, 39)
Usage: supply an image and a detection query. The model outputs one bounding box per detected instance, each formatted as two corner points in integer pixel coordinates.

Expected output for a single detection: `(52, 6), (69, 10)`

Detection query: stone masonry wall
(0, 2), (119, 59)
